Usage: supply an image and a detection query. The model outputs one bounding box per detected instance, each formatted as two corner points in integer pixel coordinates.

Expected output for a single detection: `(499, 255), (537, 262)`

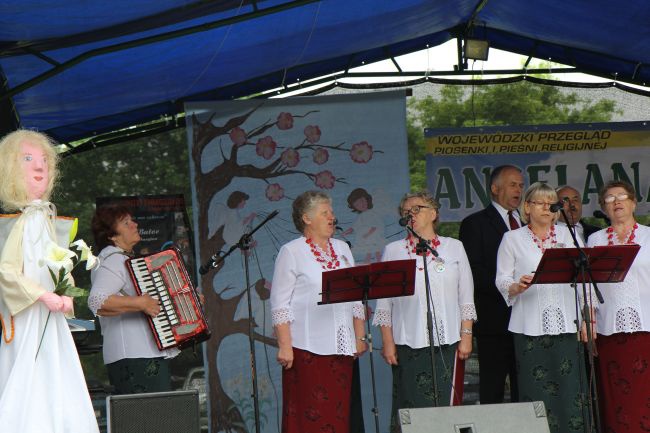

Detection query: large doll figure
(0, 130), (99, 432)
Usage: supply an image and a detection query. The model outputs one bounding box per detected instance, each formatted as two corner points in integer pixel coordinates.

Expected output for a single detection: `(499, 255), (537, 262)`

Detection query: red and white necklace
(527, 224), (557, 252)
(406, 235), (441, 271)
(305, 238), (340, 270)
(607, 223), (638, 245)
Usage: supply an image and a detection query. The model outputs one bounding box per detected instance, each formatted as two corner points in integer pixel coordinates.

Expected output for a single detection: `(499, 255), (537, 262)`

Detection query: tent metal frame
(1, 0), (649, 147)
(61, 66), (650, 155)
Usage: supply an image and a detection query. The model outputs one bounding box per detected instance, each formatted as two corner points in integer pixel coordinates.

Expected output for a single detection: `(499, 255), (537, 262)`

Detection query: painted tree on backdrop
(407, 82), (620, 194)
(190, 104), (380, 432)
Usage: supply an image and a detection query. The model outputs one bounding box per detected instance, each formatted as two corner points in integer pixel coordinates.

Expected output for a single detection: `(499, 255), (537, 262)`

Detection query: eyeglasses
(400, 205), (432, 216)
(603, 193), (629, 204)
(527, 200), (555, 209)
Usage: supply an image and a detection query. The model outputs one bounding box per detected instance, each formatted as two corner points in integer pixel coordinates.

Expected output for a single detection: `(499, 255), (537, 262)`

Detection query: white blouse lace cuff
(460, 303), (478, 321)
(352, 304), (366, 320)
(372, 308), (392, 327)
(271, 307), (295, 326)
(88, 293), (110, 316)
(496, 279), (517, 306)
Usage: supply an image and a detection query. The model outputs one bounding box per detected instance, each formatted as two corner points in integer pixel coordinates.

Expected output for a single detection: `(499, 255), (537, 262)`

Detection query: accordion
(126, 248), (210, 350)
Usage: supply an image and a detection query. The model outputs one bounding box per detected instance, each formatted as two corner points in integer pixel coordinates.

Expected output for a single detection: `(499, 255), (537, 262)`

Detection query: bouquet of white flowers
(41, 239), (99, 297)
(36, 239), (99, 358)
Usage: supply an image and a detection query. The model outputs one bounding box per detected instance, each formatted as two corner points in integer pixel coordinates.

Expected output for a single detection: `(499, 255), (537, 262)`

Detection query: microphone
(199, 253), (221, 275)
(199, 209), (279, 275)
(398, 214), (412, 227)
(550, 197), (568, 213)
(593, 210), (611, 226)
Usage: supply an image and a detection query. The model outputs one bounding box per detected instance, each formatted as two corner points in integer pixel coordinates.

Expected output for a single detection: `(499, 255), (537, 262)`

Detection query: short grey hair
(292, 190), (332, 233)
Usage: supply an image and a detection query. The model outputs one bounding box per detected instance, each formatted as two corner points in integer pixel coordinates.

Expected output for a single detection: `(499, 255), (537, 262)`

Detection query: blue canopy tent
(1, 0), (649, 146)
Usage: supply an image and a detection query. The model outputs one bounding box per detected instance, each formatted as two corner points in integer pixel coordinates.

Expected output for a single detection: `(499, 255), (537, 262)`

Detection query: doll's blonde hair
(0, 129), (59, 211)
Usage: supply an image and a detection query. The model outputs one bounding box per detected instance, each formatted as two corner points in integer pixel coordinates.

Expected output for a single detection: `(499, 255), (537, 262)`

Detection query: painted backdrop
(185, 91), (410, 433)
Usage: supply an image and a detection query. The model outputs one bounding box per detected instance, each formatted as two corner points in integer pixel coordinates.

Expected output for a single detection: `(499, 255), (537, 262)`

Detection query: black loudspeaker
(399, 401), (551, 433)
(107, 390), (200, 433)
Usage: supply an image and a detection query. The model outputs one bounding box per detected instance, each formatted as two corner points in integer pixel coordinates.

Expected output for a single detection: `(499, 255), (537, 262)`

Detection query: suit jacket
(459, 204), (512, 336)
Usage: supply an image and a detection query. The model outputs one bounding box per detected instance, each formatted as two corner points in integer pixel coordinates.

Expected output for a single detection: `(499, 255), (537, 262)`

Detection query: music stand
(320, 259), (416, 433)
(529, 244), (639, 433)
(530, 245), (640, 285)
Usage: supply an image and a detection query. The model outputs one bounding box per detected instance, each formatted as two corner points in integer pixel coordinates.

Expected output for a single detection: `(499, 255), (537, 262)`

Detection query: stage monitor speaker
(399, 401), (550, 433)
(107, 390), (200, 433)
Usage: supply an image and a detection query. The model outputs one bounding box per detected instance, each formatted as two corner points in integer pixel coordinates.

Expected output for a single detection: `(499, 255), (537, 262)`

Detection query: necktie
(508, 210), (519, 230)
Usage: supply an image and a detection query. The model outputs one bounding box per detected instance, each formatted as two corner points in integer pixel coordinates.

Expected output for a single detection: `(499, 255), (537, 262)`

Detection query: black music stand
(319, 259), (416, 433)
(529, 244), (640, 433)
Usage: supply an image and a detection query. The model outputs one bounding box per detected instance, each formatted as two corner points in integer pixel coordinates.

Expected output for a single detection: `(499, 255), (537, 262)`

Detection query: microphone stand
(199, 210), (279, 433)
(403, 223), (441, 407)
(558, 207), (603, 433)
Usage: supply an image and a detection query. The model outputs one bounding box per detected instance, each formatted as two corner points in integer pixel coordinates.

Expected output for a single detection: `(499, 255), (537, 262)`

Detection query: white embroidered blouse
(270, 237), (365, 356)
(496, 224), (584, 336)
(587, 224), (650, 335)
(372, 237), (477, 348)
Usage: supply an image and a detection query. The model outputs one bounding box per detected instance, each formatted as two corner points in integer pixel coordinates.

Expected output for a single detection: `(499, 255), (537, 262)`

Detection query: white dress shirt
(587, 224), (650, 335)
(496, 225), (582, 336)
(372, 237), (476, 348)
(270, 237), (364, 356)
(89, 245), (179, 364)
(556, 220), (586, 245)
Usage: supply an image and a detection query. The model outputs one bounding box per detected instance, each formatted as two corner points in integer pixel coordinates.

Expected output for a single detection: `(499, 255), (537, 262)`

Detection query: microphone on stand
(399, 215), (438, 257)
(398, 214), (412, 227)
(199, 209), (280, 275)
(593, 210), (611, 226)
(199, 255), (219, 275)
(550, 197), (569, 212)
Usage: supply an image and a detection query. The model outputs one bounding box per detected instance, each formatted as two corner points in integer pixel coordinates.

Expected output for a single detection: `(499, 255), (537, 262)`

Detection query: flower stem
(35, 311), (51, 360)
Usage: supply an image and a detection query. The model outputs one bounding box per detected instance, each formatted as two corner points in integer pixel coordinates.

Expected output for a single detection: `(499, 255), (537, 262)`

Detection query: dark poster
(95, 194), (195, 278)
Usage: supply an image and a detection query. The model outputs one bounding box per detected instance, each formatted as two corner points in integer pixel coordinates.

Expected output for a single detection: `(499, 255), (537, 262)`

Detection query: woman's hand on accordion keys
(139, 294), (161, 317)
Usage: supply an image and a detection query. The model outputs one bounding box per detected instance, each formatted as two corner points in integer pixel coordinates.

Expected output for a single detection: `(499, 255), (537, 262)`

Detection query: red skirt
(282, 348), (354, 433)
(597, 332), (650, 433)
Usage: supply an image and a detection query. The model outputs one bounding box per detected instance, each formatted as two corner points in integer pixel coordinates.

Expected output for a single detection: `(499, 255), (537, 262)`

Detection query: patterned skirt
(390, 343), (463, 433)
(596, 332), (650, 433)
(106, 357), (172, 395)
(282, 348), (354, 433)
(513, 333), (592, 433)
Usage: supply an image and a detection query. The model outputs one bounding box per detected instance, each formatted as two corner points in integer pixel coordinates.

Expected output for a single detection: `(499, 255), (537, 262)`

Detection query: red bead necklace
(406, 235), (440, 270)
(607, 223), (638, 245)
(527, 224), (557, 252)
(305, 238), (340, 270)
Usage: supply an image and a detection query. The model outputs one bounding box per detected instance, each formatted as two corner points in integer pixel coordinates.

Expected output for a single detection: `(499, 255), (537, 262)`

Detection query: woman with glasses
(496, 182), (589, 433)
(586, 180), (650, 433)
(373, 191), (476, 433)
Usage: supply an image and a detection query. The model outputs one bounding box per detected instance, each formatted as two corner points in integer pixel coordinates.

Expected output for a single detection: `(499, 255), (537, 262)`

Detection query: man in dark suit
(555, 185), (601, 243)
(459, 165), (524, 404)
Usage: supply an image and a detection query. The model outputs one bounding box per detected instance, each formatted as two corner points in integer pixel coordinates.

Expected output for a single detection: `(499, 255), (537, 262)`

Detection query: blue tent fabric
(1, 0), (649, 143)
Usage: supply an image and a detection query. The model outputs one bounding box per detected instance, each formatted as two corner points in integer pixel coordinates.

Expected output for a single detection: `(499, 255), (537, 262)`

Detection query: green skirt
(390, 343), (458, 433)
(106, 357), (172, 395)
(513, 333), (592, 433)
